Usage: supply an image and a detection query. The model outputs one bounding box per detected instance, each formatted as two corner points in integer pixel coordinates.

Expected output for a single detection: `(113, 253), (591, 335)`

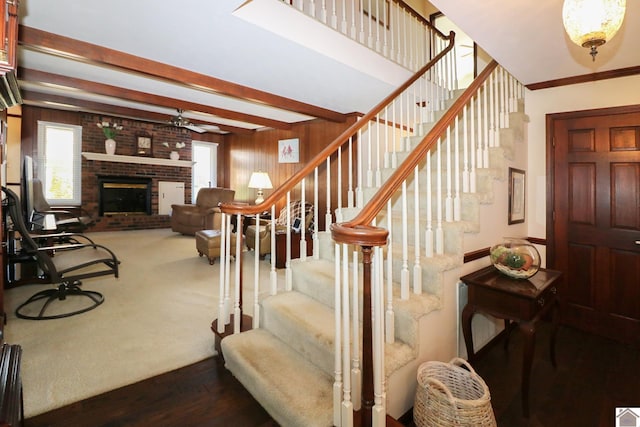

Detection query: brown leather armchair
(170, 187), (235, 235)
(245, 200), (313, 256)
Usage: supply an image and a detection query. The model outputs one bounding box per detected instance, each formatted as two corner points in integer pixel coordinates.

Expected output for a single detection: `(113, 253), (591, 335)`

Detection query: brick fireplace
(81, 114), (194, 232)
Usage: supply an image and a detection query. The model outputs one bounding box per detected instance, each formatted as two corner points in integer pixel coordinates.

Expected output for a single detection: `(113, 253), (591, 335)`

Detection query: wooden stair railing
(331, 60), (500, 425)
(217, 10), (456, 426)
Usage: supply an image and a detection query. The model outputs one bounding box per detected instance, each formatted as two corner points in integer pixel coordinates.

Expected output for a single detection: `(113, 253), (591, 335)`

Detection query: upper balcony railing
(285, 0), (442, 72)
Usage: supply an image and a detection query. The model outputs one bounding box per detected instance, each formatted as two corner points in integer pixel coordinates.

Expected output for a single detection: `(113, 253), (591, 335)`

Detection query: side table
(460, 265), (562, 418)
(275, 230), (313, 269)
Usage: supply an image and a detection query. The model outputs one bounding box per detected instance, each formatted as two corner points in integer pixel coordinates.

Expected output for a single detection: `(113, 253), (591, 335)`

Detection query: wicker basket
(414, 357), (497, 427)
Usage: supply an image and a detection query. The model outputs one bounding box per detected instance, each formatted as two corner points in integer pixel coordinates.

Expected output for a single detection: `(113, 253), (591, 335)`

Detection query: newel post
(331, 223), (388, 427)
(360, 245), (374, 427)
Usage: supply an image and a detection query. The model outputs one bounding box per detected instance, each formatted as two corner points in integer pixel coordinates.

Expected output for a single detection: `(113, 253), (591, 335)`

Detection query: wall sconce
(562, 0), (626, 61)
(248, 171), (273, 205)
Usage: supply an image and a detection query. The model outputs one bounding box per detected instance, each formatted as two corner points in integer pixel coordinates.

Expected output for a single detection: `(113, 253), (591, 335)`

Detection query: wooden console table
(460, 265), (562, 418)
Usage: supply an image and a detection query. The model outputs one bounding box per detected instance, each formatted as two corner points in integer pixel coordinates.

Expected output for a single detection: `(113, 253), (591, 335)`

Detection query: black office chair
(30, 179), (95, 233)
(3, 187), (119, 320)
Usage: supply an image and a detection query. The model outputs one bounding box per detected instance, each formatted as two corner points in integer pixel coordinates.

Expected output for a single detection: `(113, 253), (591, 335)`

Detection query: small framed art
(279, 138), (299, 163)
(508, 167), (525, 224)
(137, 135), (153, 156)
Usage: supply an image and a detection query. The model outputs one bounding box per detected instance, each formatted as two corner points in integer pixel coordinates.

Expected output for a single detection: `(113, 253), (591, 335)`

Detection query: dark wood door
(550, 106), (640, 343)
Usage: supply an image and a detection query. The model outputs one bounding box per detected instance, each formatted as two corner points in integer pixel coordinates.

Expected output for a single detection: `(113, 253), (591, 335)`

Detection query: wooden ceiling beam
(18, 25), (347, 123)
(19, 68), (290, 130)
(20, 88), (256, 135)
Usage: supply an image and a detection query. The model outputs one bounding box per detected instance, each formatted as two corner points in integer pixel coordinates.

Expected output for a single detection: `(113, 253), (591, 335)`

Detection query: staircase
(218, 58), (528, 425)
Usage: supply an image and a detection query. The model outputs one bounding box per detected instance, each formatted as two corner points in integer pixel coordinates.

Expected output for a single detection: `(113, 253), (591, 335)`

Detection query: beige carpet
(3, 228), (278, 418)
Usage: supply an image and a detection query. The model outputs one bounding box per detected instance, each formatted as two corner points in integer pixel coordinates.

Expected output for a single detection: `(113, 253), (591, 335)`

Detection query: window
(191, 141), (218, 203)
(36, 121), (83, 205)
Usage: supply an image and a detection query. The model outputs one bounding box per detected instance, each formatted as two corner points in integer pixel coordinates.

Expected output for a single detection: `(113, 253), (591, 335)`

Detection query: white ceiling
(429, 0), (640, 85)
(16, 0), (640, 133)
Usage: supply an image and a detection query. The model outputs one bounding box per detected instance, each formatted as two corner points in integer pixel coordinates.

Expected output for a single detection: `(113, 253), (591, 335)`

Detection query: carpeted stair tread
(261, 291), (418, 382)
(221, 328), (333, 427)
(262, 291), (336, 376)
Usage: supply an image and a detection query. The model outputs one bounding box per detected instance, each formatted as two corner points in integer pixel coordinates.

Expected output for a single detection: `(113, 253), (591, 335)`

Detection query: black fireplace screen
(98, 176), (152, 216)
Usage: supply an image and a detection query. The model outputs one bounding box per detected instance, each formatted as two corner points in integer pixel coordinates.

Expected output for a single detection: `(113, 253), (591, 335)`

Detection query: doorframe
(545, 103), (640, 269)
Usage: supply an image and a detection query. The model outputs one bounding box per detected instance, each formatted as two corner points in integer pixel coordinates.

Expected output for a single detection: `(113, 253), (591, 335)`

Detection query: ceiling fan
(168, 109), (207, 133)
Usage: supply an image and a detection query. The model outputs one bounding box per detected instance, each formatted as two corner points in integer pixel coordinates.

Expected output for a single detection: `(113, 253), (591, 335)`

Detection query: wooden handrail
(331, 60), (500, 245)
(394, 0), (445, 37)
(220, 31), (456, 216)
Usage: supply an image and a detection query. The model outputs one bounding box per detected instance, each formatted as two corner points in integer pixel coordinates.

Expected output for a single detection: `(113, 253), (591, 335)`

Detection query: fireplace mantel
(82, 152), (195, 167)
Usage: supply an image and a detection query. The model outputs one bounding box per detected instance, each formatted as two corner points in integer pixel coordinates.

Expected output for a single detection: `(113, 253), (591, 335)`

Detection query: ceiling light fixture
(562, 0), (626, 61)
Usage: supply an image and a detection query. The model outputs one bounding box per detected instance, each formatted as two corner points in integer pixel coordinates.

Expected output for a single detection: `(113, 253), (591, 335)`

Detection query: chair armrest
(171, 204), (202, 214)
(30, 232), (97, 246)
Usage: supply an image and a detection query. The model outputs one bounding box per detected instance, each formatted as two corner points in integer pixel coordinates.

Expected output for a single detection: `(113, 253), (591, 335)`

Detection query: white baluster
(413, 166), (422, 294)
(424, 149), (433, 258)
(351, 249), (361, 409)
(469, 103), (477, 193)
(383, 108), (390, 169)
(217, 213), (227, 334)
(336, 146), (343, 222)
(233, 214), (242, 333)
(253, 212), (261, 329)
(454, 114), (461, 221)
(367, 0), (373, 48)
(501, 67), (509, 128)
(489, 72), (495, 148)
(330, 0), (338, 29)
(300, 179), (308, 261)
(391, 100), (397, 168)
(445, 125), (453, 222)
(326, 157), (333, 228)
(333, 242), (342, 427)
(224, 214), (234, 324)
(372, 246), (386, 426)
(309, 0), (316, 18)
(483, 79), (489, 153)
(375, 114), (382, 187)
(435, 138), (444, 255)
(320, 0), (327, 23)
(493, 70), (500, 148)
(285, 192), (292, 291)
(341, 243), (353, 427)
(478, 95), (487, 168)
(313, 168), (320, 259)
(367, 122), (373, 188)
(270, 204), (278, 293)
(386, 200), (395, 343)
(356, 127), (364, 208)
(349, 0), (356, 38)
(401, 181), (409, 299)
(462, 104), (469, 193)
(348, 136), (354, 208)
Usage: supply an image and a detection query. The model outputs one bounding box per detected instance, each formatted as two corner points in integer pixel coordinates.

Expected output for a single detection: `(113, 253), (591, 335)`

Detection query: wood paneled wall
(221, 116), (358, 230)
(16, 105), (355, 232)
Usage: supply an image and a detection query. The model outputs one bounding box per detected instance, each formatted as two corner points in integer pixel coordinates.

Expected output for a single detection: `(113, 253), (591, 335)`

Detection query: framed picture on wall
(508, 167), (525, 224)
(279, 138), (299, 163)
(137, 135), (153, 157)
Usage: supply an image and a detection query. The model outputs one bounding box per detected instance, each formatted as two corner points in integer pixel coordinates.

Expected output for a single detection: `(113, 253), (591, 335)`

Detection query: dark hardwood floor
(26, 323), (640, 427)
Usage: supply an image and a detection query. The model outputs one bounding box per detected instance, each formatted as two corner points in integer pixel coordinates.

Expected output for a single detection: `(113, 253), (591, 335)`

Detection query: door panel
(552, 107), (640, 343)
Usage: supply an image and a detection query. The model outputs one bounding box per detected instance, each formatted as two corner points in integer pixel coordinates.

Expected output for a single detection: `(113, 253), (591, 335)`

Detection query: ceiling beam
(18, 25), (347, 123)
(20, 89), (256, 135)
(19, 68), (292, 130)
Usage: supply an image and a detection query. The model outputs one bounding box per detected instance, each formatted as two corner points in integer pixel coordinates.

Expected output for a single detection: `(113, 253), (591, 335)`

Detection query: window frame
(36, 120), (83, 206)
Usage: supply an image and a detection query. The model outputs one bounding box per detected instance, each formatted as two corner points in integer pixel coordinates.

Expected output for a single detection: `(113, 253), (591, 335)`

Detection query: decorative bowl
(489, 239), (540, 279)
